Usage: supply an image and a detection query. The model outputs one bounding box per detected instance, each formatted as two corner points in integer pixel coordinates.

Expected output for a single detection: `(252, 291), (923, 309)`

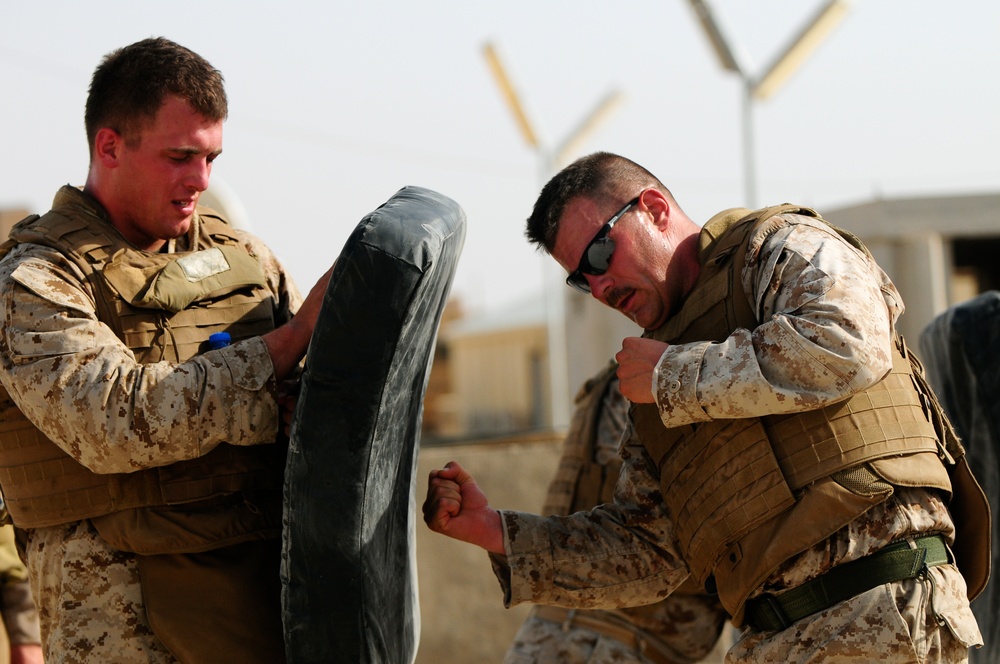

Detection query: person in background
(0, 37), (332, 663)
(504, 361), (729, 664)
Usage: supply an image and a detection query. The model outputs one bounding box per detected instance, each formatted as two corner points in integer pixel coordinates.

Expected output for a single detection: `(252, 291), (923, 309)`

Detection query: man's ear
(93, 128), (124, 169)
(639, 187), (671, 230)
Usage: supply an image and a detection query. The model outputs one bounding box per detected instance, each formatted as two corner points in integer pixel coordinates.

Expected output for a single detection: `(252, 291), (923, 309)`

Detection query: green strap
(745, 535), (949, 631)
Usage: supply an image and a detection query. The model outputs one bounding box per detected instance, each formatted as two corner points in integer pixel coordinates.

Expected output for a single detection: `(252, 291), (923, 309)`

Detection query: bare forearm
(262, 318), (313, 382)
(263, 264), (335, 381)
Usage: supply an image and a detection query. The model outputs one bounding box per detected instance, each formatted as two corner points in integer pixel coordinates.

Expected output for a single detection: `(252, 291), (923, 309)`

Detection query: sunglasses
(565, 197), (639, 293)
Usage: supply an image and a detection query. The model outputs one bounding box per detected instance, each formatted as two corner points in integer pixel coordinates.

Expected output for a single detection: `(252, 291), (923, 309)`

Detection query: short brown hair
(84, 37), (227, 157)
(525, 152), (669, 252)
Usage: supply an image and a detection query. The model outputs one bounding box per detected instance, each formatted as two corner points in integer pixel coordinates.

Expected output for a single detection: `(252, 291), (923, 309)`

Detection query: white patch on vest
(176, 247), (231, 283)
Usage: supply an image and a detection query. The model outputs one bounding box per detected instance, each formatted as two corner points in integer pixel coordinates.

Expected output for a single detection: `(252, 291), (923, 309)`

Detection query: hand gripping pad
(281, 187), (466, 663)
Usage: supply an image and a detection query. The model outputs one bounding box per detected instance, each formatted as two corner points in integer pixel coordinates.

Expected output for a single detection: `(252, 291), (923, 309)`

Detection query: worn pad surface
(281, 186), (465, 663)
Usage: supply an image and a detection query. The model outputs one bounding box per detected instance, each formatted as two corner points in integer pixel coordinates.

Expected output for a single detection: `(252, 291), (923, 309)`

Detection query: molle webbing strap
(0, 394), (164, 527)
(766, 345), (941, 490)
(13, 207), (116, 268)
(655, 418), (795, 583)
(108, 289), (275, 363)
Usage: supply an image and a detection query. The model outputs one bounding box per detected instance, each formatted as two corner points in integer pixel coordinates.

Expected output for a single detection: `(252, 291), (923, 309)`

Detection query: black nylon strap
(745, 535), (950, 631)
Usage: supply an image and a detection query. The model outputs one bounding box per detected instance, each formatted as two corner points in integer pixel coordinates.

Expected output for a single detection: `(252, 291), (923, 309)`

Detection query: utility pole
(482, 41), (624, 429)
(686, 0), (852, 207)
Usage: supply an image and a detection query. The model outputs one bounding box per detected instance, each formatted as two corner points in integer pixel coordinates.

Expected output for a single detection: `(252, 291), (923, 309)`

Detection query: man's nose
(588, 273), (613, 302)
(186, 159), (212, 191)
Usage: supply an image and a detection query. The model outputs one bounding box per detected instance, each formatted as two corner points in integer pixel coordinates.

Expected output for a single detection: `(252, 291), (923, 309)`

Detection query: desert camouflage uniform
(491, 213), (982, 662)
(0, 186), (301, 663)
(504, 366), (728, 664)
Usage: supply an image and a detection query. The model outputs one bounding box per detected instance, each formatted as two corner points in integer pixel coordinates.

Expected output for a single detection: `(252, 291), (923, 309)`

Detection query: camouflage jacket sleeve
(654, 213), (904, 427)
(0, 234), (301, 475)
(493, 419), (689, 609)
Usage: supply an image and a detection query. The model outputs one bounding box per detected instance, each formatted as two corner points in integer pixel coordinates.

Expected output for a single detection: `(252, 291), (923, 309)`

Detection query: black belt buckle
(757, 593), (791, 631)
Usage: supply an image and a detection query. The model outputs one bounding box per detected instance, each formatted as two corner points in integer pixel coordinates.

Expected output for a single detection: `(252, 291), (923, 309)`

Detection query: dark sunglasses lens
(566, 238), (614, 294)
(567, 273), (590, 293)
(585, 238), (614, 272)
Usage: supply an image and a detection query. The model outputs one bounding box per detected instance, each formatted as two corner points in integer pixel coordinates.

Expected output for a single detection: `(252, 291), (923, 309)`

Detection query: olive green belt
(744, 534), (950, 632)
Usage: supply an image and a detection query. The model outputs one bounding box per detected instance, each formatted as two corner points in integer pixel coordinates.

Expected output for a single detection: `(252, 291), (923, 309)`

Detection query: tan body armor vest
(0, 189), (285, 553)
(632, 205), (990, 623)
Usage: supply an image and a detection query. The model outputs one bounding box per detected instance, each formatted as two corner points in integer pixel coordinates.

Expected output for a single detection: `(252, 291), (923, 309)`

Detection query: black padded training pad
(281, 186), (466, 663)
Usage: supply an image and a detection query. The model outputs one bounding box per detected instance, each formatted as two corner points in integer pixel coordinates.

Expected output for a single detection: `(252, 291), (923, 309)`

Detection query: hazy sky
(2, 1), (998, 315)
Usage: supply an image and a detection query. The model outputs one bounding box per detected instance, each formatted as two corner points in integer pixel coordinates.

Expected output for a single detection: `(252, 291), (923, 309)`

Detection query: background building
(825, 192), (1000, 342)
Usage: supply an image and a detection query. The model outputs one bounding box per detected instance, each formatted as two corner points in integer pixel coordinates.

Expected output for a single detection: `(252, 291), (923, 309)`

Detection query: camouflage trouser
(729, 564), (981, 663)
(504, 613), (666, 664)
(21, 520), (177, 664)
(504, 604), (732, 664)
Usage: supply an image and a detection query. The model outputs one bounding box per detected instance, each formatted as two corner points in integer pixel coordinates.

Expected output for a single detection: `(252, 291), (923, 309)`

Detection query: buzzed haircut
(525, 152), (668, 252)
(84, 37), (228, 157)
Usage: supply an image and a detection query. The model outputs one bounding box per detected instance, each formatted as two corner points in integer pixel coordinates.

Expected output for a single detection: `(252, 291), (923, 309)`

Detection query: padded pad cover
(281, 186), (466, 663)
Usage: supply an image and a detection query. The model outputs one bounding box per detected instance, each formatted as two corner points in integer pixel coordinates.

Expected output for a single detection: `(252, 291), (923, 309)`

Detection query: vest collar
(697, 208), (753, 266)
(52, 185), (204, 254)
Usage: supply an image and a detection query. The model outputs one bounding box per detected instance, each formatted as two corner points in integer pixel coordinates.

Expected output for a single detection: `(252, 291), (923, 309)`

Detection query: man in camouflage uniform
(0, 38), (331, 663)
(425, 152), (987, 662)
(504, 362), (729, 664)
